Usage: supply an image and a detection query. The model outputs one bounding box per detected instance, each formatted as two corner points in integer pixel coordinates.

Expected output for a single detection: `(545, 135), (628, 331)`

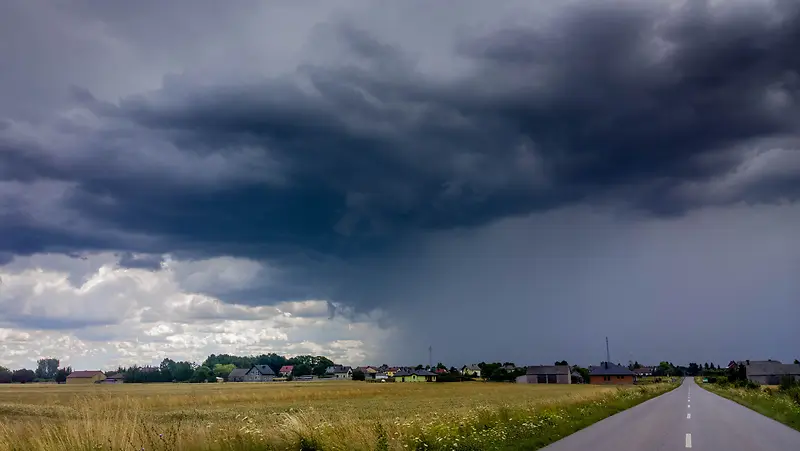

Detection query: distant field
(0, 380), (676, 451)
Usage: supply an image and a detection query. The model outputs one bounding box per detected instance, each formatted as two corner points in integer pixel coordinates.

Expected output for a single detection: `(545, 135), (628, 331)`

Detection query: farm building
(278, 365), (293, 377)
(243, 365), (275, 382)
(66, 370), (106, 384)
(744, 360), (800, 385)
(589, 363), (634, 384)
(393, 369), (437, 382)
(326, 365), (352, 379)
(516, 365), (571, 384)
(228, 368), (249, 382)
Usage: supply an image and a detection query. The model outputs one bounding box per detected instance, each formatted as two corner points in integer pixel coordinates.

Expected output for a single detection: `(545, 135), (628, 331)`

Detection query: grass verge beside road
(696, 377), (800, 432)
(0, 381), (677, 451)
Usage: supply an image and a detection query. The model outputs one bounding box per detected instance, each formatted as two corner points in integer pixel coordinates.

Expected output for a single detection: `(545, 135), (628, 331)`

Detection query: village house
(227, 368), (249, 382)
(516, 365), (571, 384)
(327, 365), (352, 379)
(743, 360), (800, 385)
(633, 367), (654, 378)
(278, 365), (294, 377)
(461, 364), (481, 377)
(393, 369), (437, 382)
(589, 363), (635, 384)
(243, 365), (275, 382)
(356, 366), (378, 379)
(66, 370), (106, 384)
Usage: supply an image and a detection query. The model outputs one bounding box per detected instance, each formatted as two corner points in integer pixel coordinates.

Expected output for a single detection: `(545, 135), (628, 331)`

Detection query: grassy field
(697, 378), (800, 432)
(0, 380), (676, 451)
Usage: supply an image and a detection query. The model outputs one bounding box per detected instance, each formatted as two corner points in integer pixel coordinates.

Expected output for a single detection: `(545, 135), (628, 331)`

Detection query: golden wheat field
(0, 381), (670, 451)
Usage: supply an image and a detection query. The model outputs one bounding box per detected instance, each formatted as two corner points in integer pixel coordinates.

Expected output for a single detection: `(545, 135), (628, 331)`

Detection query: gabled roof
(67, 370), (105, 379)
(106, 373), (125, 380)
(526, 365), (570, 376)
(279, 365), (293, 373)
(746, 362), (800, 376)
(462, 364), (480, 370)
(589, 363), (634, 376)
(249, 365), (275, 376)
(228, 368), (249, 379)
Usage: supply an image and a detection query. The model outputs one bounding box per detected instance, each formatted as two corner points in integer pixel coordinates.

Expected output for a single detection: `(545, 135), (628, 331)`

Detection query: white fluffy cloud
(0, 253), (393, 370)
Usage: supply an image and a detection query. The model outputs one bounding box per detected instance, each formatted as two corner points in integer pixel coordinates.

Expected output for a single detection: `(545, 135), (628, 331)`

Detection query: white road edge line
(687, 413), (691, 419)
(686, 433), (692, 448)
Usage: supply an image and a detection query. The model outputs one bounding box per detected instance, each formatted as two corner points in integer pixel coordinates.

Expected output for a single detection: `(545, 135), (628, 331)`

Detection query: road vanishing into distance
(542, 377), (800, 450)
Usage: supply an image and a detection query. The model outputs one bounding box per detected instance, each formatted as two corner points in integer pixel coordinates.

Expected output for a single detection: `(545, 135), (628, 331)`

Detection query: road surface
(542, 377), (800, 450)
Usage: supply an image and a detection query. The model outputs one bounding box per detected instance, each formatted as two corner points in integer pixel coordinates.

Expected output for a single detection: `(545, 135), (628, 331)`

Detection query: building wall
(396, 374), (435, 382)
(67, 374), (104, 384)
(590, 375), (634, 385)
(522, 373), (571, 384)
(243, 372), (273, 382)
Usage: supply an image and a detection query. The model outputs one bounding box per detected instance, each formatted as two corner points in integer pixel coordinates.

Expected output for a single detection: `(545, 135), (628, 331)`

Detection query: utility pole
(428, 345), (432, 369)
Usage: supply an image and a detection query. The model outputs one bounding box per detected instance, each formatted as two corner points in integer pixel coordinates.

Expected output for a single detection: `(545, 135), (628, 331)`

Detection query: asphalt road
(541, 377), (800, 450)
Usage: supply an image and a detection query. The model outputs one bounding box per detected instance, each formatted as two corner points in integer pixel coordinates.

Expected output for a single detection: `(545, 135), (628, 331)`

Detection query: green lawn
(696, 377), (800, 432)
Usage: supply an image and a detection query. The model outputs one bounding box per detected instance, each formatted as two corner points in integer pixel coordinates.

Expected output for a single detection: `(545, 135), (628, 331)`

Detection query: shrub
(779, 375), (798, 392)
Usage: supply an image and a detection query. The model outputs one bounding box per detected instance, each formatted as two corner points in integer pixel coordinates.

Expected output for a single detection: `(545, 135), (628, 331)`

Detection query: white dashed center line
(687, 413), (691, 419)
(688, 404), (690, 408)
(685, 433), (692, 448)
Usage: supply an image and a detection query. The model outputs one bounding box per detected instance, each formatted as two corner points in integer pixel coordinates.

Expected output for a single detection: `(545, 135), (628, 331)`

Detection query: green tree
(292, 364), (312, 377)
(172, 361), (195, 382)
(555, 360), (569, 366)
(352, 369), (366, 381)
(795, 359), (799, 365)
(213, 364), (236, 379)
(190, 366), (215, 383)
(436, 362), (447, 370)
(0, 367), (12, 383)
(571, 366), (590, 383)
(415, 364), (424, 370)
(55, 367), (72, 383)
(12, 368), (35, 383)
(35, 358), (60, 380)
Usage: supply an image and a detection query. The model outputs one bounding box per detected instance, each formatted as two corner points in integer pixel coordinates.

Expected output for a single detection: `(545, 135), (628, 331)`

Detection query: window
(604, 376), (611, 381)
(617, 376), (624, 379)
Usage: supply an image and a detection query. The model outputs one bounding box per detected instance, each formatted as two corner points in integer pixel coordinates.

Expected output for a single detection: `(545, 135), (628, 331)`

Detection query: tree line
(0, 358), (72, 383)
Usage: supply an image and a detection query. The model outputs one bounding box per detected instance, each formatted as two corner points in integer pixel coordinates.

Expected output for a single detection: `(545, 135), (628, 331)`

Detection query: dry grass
(0, 381), (675, 451)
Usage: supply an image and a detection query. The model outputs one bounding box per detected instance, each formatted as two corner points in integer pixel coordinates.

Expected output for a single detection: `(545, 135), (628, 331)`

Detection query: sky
(1, 0), (799, 371)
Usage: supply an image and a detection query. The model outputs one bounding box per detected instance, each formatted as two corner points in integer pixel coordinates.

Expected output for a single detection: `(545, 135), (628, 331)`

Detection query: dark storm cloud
(71, 0), (800, 239)
(0, 0), (799, 301)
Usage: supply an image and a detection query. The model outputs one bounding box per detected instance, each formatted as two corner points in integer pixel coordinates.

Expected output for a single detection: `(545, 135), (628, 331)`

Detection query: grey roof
(250, 365), (275, 376)
(228, 368), (249, 379)
(746, 363), (800, 376)
(413, 370), (437, 376)
(589, 363), (634, 376)
(526, 365), (570, 376)
(462, 364), (480, 370)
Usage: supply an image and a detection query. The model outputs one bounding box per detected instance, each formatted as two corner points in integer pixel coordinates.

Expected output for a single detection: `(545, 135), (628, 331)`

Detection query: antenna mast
(429, 345), (432, 368)
(606, 337), (611, 365)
